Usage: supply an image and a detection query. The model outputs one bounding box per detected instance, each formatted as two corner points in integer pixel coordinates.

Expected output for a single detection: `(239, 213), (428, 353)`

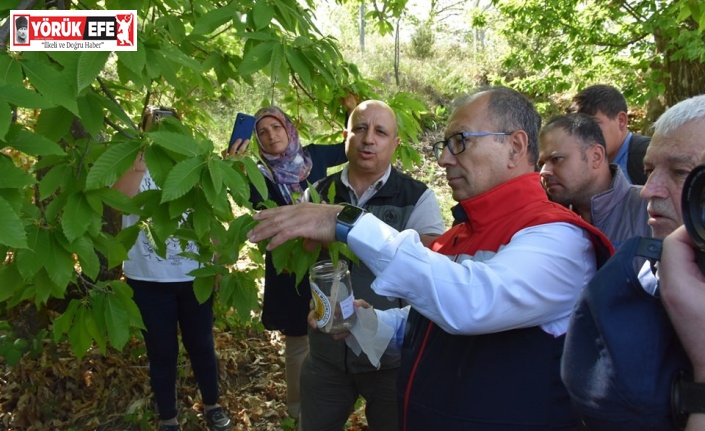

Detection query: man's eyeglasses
(431, 131), (512, 160)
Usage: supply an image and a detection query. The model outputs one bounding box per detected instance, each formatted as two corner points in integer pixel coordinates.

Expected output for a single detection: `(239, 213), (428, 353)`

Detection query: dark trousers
(128, 278), (219, 420)
(300, 354), (399, 431)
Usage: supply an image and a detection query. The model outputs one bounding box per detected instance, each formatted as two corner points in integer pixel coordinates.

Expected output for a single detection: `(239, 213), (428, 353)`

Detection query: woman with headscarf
(227, 106), (347, 422)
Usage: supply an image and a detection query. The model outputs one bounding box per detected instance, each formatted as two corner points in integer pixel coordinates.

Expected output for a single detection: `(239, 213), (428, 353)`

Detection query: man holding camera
(562, 93), (705, 430)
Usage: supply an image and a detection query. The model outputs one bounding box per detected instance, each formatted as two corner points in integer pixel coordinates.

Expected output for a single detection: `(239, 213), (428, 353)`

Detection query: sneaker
(157, 424), (181, 431)
(205, 407), (232, 431)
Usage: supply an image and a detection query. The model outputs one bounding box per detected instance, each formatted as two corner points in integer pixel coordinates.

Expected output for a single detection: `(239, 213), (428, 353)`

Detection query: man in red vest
(248, 86), (612, 430)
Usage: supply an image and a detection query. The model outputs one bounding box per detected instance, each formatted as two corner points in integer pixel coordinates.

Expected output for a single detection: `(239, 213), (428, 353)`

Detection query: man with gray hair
(248, 86), (613, 430)
(562, 94), (705, 430)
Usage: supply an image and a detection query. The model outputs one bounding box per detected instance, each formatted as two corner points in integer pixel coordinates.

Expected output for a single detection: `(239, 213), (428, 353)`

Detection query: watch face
(337, 205), (364, 224)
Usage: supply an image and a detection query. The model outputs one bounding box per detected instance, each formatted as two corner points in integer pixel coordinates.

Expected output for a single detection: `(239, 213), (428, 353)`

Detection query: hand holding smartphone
(228, 113), (256, 153)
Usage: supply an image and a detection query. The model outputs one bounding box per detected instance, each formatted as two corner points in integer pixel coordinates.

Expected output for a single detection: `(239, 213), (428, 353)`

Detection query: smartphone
(152, 108), (176, 122)
(228, 113), (256, 151)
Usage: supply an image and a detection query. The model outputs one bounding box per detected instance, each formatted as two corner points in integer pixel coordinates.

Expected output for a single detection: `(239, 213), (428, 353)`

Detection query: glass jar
(309, 260), (356, 334)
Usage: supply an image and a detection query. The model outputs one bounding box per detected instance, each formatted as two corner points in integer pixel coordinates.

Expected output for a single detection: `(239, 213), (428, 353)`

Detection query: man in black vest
(300, 100), (445, 431)
(569, 84), (650, 185)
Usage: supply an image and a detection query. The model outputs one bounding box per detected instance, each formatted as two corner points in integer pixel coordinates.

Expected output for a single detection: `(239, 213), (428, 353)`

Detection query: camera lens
(682, 164), (705, 274)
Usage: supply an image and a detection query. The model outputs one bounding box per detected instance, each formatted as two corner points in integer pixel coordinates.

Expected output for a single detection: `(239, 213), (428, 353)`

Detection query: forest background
(1, 0), (705, 429)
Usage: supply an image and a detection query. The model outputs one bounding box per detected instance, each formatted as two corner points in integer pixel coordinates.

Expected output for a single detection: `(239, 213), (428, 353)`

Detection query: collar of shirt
(613, 131), (633, 181)
(341, 164), (391, 207)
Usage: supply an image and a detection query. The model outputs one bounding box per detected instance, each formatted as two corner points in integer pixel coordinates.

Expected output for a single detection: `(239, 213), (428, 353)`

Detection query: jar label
(310, 281), (332, 329)
(340, 293), (354, 319)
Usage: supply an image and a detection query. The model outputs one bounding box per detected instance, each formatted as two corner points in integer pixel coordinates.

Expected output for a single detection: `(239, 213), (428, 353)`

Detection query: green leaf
(219, 271), (258, 320)
(253, 0), (275, 30)
(285, 47), (312, 88)
(77, 51), (110, 92)
(94, 233), (129, 270)
(8, 128), (66, 156)
(44, 231), (76, 288)
(52, 299), (79, 341)
(161, 156), (204, 202)
(193, 275), (215, 305)
(68, 305), (93, 359)
(15, 226), (44, 279)
(0, 264), (23, 302)
(0, 196), (27, 248)
(38, 163), (70, 200)
(148, 131), (202, 157)
(104, 293), (130, 350)
(76, 93), (105, 138)
(71, 236), (100, 281)
(241, 157), (268, 202)
(0, 102), (10, 140)
(0, 84), (52, 109)
(62, 192), (94, 242)
(92, 187), (142, 215)
(192, 191), (212, 239)
(117, 45), (147, 76)
(192, 1), (240, 35)
(0, 155), (36, 189)
(35, 106), (74, 144)
(33, 267), (65, 305)
(0, 53), (24, 85)
(216, 160), (249, 204)
(238, 41), (275, 76)
(22, 60), (78, 115)
(85, 140), (141, 190)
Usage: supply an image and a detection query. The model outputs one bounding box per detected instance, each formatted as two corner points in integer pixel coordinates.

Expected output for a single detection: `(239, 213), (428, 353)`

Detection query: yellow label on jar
(310, 281), (332, 329)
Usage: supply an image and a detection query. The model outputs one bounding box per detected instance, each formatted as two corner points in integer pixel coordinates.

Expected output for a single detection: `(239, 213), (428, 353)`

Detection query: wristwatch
(335, 204), (367, 243)
(672, 370), (705, 429)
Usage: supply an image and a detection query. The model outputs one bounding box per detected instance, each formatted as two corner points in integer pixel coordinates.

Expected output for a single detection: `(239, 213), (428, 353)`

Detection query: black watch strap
(673, 370), (705, 429)
(680, 380), (705, 413)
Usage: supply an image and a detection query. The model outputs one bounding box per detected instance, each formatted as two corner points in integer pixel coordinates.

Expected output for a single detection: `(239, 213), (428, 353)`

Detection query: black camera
(681, 163), (705, 273)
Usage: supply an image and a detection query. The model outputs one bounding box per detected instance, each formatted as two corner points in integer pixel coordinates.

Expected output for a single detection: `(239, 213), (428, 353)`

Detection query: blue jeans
(128, 278), (219, 420)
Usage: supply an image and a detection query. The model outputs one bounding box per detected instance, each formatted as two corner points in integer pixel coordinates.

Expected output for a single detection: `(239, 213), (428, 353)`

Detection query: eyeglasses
(431, 131), (512, 160)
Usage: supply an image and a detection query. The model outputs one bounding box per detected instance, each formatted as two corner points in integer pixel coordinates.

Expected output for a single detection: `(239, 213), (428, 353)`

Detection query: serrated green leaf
(216, 161), (249, 204)
(62, 192), (95, 242)
(44, 231), (75, 288)
(207, 158), (223, 196)
(0, 84), (52, 109)
(285, 47), (312, 88)
(117, 44), (146, 75)
(8, 128), (66, 156)
(85, 140), (141, 190)
(93, 93), (137, 135)
(148, 131), (202, 157)
(38, 163), (70, 200)
(77, 51), (110, 92)
(71, 236), (100, 281)
(253, 0), (275, 30)
(201, 168), (219, 207)
(0, 53), (24, 86)
(92, 187), (142, 215)
(22, 60), (78, 115)
(0, 155), (36, 189)
(192, 191), (212, 239)
(111, 280), (144, 329)
(68, 305), (93, 359)
(241, 157), (268, 202)
(15, 225), (44, 279)
(193, 275), (214, 304)
(52, 299), (79, 341)
(83, 307), (106, 353)
(0, 102), (11, 140)
(219, 271), (258, 320)
(33, 267), (65, 306)
(161, 157), (204, 202)
(94, 233), (129, 270)
(192, 1), (240, 35)
(0, 264), (23, 302)
(104, 293), (130, 350)
(0, 196), (27, 248)
(238, 41), (275, 76)
(76, 93), (104, 138)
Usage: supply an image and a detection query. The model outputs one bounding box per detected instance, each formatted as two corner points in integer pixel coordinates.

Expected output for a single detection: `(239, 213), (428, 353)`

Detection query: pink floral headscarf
(254, 106), (313, 204)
